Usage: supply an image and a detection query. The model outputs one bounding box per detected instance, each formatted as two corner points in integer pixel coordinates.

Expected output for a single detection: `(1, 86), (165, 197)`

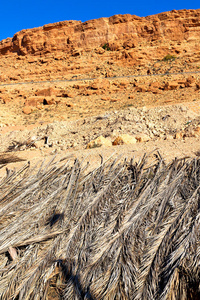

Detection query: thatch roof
(0, 153), (199, 299)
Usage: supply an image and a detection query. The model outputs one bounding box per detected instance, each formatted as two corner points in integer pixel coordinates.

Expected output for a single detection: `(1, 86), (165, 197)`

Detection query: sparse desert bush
(162, 54), (176, 61)
(102, 43), (111, 51)
(0, 153), (200, 299)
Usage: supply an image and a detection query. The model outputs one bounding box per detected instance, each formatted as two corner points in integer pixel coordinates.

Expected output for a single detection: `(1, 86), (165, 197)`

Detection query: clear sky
(0, 0), (199, 41)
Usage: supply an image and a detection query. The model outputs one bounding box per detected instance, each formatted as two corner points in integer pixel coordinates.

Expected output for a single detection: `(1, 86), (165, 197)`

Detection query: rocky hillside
(0, 9), (200, 86)
(1, 9), (200, 57)
(0, 9), (200, 171)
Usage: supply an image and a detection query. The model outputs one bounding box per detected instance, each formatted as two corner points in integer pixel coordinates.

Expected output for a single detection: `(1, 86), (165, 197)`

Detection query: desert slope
(0, 9), (199, 173)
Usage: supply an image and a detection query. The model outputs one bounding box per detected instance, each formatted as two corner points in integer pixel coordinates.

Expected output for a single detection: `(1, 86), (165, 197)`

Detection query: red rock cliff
(0, 9), (200, 56)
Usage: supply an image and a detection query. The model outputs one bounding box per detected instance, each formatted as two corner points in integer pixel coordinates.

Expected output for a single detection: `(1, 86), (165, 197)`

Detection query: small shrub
(102, 43), (111, 51)
(162, 54), (176, 61)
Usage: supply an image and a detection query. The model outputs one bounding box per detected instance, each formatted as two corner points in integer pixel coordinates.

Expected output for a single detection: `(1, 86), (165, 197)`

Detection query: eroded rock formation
(0, 9), (200, 56)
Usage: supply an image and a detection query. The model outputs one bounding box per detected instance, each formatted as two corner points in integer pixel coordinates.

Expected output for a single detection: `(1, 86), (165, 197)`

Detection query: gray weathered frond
(0, 154), (200, 299)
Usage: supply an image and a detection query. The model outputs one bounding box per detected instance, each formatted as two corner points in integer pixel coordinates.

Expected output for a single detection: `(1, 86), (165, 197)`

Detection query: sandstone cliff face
(0, 9), (200, 56)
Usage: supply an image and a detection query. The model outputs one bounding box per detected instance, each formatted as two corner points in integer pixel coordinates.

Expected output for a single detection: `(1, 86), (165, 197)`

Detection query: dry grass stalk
(0, 153), (199, 299)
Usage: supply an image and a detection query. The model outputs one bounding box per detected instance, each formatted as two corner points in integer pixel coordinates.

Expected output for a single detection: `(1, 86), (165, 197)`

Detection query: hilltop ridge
(0, 9), (200, 57)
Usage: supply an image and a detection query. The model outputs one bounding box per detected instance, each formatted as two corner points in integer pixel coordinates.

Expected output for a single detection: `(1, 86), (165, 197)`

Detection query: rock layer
(0, 9), (200, 56)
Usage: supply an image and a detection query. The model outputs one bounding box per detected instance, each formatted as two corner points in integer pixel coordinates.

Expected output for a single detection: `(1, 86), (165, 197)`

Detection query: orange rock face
(1, 9), (200, 57)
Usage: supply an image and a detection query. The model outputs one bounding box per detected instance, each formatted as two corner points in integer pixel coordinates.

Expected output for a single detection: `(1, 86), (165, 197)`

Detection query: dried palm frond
(0, 153), (200, 299)
(0, 154), (25, 165)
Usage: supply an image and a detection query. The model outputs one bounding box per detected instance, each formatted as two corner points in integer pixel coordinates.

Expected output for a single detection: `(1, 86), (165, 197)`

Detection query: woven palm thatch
(0, 153), (199, 299)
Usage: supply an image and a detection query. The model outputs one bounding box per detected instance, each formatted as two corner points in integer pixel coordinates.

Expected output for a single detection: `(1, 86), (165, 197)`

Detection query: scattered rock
(196, 81), (200, 90)
(61, 91), (76, 98)
(25, 96), (43, 107)
(23, 106), (33, 115)
(149, 81), (161, 89)
(135, 134), (150, 142)
(101, 96), (110, 101)
(185, 76), (196, 87)
(194, 126), (200, 135)
(66, 103), (74, 107)
(71, 142), (78, 147)
(148, 87), (162, 94)
(35, 88), (56, 97)
(34, 139), (45, 148)
(174, 131), (184, 139)
(43, 97), (56, 105)
(86, 136), (112, 149)
(2, 97), (11, 104)
(95, 47), (105, 54)
(165, 134), (174, 140)
(135, 84), (147, 93)
(164, 81), (179, 91)
(112, 134), (137, 145)
(189, 126), (200, 137)
(90, 79), (110, 91)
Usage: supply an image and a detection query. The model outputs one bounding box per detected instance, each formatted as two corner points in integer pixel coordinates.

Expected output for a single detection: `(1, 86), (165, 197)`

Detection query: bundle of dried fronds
(7, 137), (43, 152)
(0, 153), (200, 300)
(0, 154), (25, 165)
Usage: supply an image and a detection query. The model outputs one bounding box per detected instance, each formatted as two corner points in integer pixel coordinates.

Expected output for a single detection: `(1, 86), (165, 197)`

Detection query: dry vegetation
(0, 153), (199, 299)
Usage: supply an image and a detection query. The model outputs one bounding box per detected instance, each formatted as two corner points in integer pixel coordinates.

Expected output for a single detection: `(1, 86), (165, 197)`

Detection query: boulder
(174, 131), (184, 139)
(35, 88), (56, 97)
(112, 134), (137, 145)
(186, 76), (195, 85)
(34, 139), (45, 148)
(149, 81), (160, 89)
(165, 134), (174, 140)
(25, 96), (43, 107)
(61, 91), (76, 98)
(95, 47), (105, 54)
(135, 84), (147, 92)
(164, 81), (179, 91)
(135, 134), (150, 142)
(123, 39), (138, 49)
(101, 96), (110, 101)
(43, 97), (56, 105)
(23, 106), (33, 115)
(90, 79), (110, 90)
(148, 87), (162, 94)
(86, 136), (112, 149)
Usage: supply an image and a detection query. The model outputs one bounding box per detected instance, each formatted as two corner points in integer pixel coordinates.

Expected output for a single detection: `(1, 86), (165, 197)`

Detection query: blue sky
(0, 0), (199, 41)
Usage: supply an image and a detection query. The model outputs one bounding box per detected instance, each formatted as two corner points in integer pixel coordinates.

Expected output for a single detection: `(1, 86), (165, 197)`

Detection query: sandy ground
(0, 120), (199, 178)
